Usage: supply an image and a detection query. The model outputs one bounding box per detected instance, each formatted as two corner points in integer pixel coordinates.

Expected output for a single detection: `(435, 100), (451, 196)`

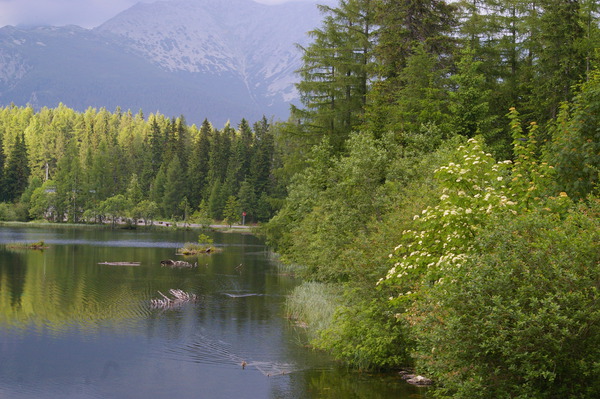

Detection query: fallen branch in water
(150, 289), (198, 309)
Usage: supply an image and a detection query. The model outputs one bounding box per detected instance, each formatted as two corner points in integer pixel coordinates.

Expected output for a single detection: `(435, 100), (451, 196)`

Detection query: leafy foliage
(412, 202), (600, 398)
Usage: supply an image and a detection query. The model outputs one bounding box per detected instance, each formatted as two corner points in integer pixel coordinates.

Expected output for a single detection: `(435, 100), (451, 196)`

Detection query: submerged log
(150, 289), (198, 309)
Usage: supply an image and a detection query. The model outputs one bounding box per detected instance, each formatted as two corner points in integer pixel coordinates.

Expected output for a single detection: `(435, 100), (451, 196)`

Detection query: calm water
(0, 225), (423, 399)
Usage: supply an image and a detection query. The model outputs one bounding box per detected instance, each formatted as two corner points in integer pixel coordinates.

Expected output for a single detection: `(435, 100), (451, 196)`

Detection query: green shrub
(0, 202), (17, 221)
(412, 201), (600, 398)
(315, 295), (413, 370)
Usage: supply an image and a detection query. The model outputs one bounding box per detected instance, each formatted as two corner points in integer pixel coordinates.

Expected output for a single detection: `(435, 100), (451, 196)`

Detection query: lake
(0, 225), (423, 398)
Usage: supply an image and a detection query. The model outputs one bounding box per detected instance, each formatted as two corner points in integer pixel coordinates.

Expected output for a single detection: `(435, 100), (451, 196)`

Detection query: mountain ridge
(0, 0), (327, 125)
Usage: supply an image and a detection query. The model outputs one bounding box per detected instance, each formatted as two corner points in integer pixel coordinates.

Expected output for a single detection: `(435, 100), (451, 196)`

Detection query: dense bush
(411, 200), (600, 398)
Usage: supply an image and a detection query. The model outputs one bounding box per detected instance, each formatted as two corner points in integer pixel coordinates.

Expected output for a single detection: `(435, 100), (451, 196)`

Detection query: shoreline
(0, 220), (255, 234)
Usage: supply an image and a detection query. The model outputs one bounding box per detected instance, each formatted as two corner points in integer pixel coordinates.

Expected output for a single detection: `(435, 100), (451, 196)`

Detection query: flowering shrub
(412, 202), (600, 398)
(379, 137), (515, 303)
(380, 109), (592, 397)
(381, 109), (567, 306)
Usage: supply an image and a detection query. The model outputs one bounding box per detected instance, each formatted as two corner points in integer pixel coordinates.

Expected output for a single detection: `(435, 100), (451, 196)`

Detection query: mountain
(0, 0), (327, 126)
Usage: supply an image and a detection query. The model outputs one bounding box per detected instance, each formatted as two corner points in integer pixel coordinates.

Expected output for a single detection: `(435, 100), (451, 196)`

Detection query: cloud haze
(0, 0), (315, 28)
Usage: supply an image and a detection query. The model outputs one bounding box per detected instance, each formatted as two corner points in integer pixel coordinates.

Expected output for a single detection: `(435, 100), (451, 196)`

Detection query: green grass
(285, 281), (342, 341)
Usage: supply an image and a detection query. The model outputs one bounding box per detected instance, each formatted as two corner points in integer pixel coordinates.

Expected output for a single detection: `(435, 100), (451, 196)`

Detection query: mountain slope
(0, 0), (326, 125)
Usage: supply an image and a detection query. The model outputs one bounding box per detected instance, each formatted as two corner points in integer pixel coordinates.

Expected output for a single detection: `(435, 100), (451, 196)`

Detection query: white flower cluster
(382, 138), (518, 299)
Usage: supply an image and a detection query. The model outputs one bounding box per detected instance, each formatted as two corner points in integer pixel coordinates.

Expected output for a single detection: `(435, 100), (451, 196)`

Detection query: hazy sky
(0, 0), (310, 28)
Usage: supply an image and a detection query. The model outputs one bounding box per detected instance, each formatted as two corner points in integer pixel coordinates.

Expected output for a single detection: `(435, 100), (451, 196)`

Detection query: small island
(176, 234), (222, 256)
(8, 240), (48, 250)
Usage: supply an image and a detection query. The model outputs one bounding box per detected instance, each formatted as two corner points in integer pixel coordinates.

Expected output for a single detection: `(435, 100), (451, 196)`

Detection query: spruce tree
(3, 132), (30, 202)
(237, 179), (257, 222)
(188, 118), (212, 207)
(162, 155), (186, 218)
(150, 163), (167, 215)
(250, 116), (275, 196)
(148, 116), (165, 175)
(533, 0), (586, 121)
(547, 70), (600, 200)
(207, 180), (224, 220)
(365, 0), (457, 136)
(448, 47), (500, 150)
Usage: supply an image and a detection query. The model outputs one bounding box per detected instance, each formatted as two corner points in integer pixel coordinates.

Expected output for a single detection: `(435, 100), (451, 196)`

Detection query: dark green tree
(448, 46), (502, 154)
(150, 163), (167, 215)
(293, 0), (377, 152)
(148, 115), (165, 175)
(188, 118), (212, 207)
(207, 180), (225, 220)
(250, 116), (275, 196)
(207, 124), (232, 185)
(365, 0), (456, 136)
(162, 155), (186, 218)
(238, 118), (254, 177)
(3, 132), (31, 202)
(237, 179), (257, 222)
(531, 0), (586, 121)
(374, 44), (451, 139)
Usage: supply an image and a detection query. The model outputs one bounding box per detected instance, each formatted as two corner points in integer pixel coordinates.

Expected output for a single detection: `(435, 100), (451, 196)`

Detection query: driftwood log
(99, 261), (141, 266)
(160, 259), (198, 268)
(150, 289), (198, 309)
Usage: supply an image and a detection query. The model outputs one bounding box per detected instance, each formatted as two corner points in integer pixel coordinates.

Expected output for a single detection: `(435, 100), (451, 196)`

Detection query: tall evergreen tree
(150, 163), (167, 214)
(162, 155), (186, 218)
(238, 118), (254, 178)
(448, 47), (500, 150)
(238, 179), (257, 222)
(172, 115), (189, 166)
(546, 69), (600, 200)
(250, 117), (275, 196)
(376, 44), (451, 138)
(207, 180), (225, 220)
(53, 139), (83, 222)
(532, 0), (586, 121)
(3, 132), (30, 202)
(188, 118), (212, 207)
(365, 0), (456, 136)
(148, 115), (165, 175)
(293, 0), (377, 152)
(207, 124), (232, 184)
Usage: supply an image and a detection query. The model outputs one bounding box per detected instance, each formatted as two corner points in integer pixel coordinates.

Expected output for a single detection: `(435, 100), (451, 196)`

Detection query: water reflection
(0, 225), (421, 398)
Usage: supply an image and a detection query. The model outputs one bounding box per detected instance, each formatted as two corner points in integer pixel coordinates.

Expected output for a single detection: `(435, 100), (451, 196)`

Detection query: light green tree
(100, 194), (128, 228)
(222, 195), (241, 227)
(191, 199), (213, 228)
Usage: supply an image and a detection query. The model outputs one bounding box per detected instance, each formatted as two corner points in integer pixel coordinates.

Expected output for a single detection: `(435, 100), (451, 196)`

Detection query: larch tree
(293, 0), (377, 153)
